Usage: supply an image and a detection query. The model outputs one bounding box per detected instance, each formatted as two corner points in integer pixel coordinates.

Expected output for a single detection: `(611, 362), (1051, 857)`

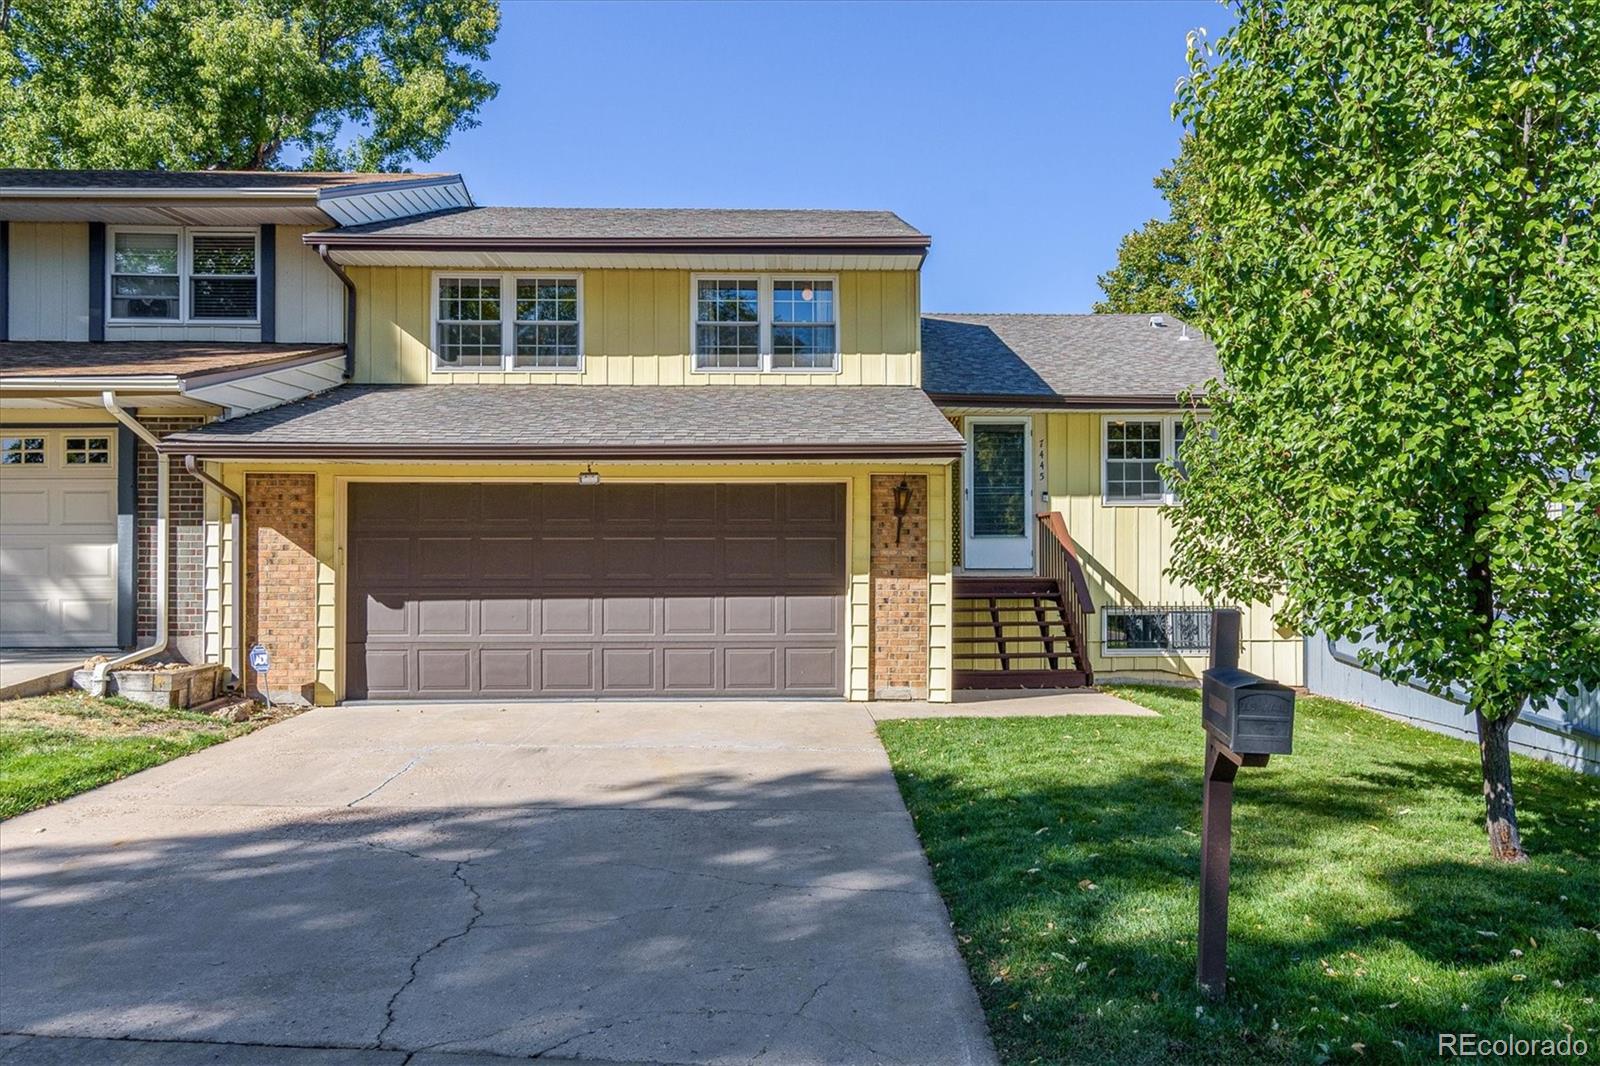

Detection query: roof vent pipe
(316, 243), (358, 380)
(91, 392), (169, 695)
(1180, 322), (1190, 341)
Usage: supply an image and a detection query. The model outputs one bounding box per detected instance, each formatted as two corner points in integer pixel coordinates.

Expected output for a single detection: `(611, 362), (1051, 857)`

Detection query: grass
(0, 691), (286, 819)
(878, 686), (1600, 1065)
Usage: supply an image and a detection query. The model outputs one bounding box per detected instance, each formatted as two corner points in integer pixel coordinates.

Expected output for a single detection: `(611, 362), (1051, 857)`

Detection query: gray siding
(2, 221), (343, 345)
(7, 222), (91, 341)
(1306, 634), (1599, 775)
(272, 226), (346, 343)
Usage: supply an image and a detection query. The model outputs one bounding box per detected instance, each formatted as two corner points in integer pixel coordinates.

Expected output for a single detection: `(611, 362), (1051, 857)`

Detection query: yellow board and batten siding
(948, 411), (1301, 686)
(344, 267), (921, 386)
(1043, 411), (1301, 684)
(206, 461), (956, 706)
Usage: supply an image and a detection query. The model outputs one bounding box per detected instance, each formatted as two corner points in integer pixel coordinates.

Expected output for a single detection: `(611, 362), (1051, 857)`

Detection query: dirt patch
(0, 691), (304, 739)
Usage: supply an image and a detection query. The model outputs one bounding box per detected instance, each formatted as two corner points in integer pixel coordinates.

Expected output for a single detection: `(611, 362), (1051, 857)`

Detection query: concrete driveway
(0, 702), (996, 1066)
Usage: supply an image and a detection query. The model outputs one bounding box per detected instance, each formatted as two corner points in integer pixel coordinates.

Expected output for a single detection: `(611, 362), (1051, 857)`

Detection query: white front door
(963, 417), (1033, 570)
(0, 431), (120, 647)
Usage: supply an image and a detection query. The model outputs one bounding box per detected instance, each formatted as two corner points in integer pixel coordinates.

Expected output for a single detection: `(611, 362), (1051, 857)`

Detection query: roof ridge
(925, 311), (1172, 319)
(462, 205), (902, 214)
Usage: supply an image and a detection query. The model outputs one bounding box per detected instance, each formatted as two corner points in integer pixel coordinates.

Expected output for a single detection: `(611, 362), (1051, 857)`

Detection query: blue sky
(428, 1), (1226, 313)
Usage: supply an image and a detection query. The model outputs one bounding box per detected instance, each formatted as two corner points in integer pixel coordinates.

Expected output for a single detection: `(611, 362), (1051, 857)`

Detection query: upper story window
(109, 227), (258, 323)
(692, 275), (839, 372)
(1104, 416), (1192, 504)
(434, 273), (582, 371)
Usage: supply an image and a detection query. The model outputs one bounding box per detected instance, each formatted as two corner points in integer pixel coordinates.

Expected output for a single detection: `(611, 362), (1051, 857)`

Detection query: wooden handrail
(1036, 511), (1096, 684)
(1037, 512), (1095, 613)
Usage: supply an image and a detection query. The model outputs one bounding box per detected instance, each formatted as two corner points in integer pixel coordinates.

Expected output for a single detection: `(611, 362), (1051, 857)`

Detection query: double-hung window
(108, 227), (258, 322)
(1103, 416), (1194, 504)
(433, 273), (583, 371)
(694, 279), (761, 369)
(693, 275), (838, 372)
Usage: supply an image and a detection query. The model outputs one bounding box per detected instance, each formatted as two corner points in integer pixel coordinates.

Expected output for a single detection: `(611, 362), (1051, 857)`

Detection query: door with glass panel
(963, 418), (1033, 570)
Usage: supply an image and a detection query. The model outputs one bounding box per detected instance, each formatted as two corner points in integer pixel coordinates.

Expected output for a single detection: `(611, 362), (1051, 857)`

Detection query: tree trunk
(1475, 707), (1527, 863)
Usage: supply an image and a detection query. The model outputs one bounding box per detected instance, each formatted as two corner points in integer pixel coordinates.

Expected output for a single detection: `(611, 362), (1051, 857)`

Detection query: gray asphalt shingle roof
(312, 206), (928, 242)
(162, 385), (965, 459)
(921, 313), (1222, 403)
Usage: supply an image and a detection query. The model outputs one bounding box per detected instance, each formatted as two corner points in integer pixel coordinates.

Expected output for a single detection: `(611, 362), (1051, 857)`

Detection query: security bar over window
(1104, 606), (1221, 653)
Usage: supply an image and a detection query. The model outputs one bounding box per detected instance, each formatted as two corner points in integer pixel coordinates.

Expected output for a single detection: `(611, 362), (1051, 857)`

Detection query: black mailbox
(1202, 666), (1296, 755)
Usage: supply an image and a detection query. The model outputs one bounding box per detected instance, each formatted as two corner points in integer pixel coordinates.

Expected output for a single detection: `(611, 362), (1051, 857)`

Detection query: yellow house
(1, 170), (1298, 705)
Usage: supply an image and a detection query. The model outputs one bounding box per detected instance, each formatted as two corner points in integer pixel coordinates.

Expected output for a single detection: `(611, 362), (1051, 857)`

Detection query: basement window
(1103, 606), (1217, 654)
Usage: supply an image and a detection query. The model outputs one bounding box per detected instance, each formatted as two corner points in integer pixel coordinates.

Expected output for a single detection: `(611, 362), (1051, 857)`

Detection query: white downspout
(91, 391), (168, 696)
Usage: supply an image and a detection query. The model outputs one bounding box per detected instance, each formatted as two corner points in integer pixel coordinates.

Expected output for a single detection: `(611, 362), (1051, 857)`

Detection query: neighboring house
(1, 170), (1297, 705)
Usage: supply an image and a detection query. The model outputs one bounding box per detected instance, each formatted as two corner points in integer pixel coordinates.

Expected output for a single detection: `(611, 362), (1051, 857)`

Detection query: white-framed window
(188, 232), (258, 320)
(691, 274), (840, 372)
(432, 273), (583, 371)
(64, 435), (112, 465)
(108, 226), (259, 323)
(0, 436), (46, 465)
(1103, 605), (1219, 654)
(1103, 416), (1193, 504)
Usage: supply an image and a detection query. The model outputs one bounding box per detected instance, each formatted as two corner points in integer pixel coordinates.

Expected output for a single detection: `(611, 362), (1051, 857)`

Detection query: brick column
(135, 415), (208, 662)
(871, 474), (929, 700)
(245, 474), (318, 703)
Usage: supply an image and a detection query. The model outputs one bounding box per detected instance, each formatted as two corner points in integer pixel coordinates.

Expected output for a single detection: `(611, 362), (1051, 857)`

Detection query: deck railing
(1036, 511), (1096, 684)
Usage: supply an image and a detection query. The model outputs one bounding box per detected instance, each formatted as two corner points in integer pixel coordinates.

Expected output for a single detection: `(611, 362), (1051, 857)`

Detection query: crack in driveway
(373, 858), (485, 1050)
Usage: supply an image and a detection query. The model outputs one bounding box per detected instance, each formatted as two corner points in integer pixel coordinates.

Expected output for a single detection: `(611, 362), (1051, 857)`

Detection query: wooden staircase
(952, 514), (1098, 690)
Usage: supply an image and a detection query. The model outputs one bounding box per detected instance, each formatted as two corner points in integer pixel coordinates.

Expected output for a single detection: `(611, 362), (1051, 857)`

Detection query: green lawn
(0, 691), (284, 819)
(879, 686), (1599, 1065)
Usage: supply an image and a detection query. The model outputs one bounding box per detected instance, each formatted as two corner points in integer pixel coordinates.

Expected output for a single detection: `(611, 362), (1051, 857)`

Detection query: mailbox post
(1197, 609), (1295, 999)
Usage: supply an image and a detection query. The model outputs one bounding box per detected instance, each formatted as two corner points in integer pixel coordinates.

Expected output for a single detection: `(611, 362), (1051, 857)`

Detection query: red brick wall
(135, 416), (207, 661)
(245, 473), (318, 701)
(871, 474), (929, 700)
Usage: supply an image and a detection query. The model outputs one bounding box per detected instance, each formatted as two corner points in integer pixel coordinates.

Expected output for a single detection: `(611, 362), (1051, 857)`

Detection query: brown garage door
(345, 482), (846, 699)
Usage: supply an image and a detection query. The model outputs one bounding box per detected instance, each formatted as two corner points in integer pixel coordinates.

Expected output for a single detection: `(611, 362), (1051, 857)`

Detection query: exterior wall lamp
(578, 464), (600, 486)
(893, 477), (912, 543)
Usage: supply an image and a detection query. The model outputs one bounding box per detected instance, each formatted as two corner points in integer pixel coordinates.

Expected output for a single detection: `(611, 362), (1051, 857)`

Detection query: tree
(0, 0), (500, 171)
(1094, 141), (1200, 318)
(1169, 0), (1600, 861)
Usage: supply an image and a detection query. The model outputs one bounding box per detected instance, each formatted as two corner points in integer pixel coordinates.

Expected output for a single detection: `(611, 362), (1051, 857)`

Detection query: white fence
(1305, 634), (1599, 776)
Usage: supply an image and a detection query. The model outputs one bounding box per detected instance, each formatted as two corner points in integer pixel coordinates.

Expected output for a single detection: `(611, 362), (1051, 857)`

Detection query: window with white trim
(437, 276), (503, 367)
(1103, 606), (1219, 653)
(189, 233), (258, 319)
(770, 279), (836, 369)
(111, 232), (180, 320)
(695, 278), (761, 369)
(514, 278), (580, 368)
(108, 227), (258, 323)
(0, 437), (45, 465)
(692, 275), (839, 372)
(1103, 416), (1195, 503)
(433, 273), (583, 371)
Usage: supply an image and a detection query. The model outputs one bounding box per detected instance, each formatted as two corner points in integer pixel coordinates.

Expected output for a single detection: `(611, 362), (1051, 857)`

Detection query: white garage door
(0, 431), (120, 648)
